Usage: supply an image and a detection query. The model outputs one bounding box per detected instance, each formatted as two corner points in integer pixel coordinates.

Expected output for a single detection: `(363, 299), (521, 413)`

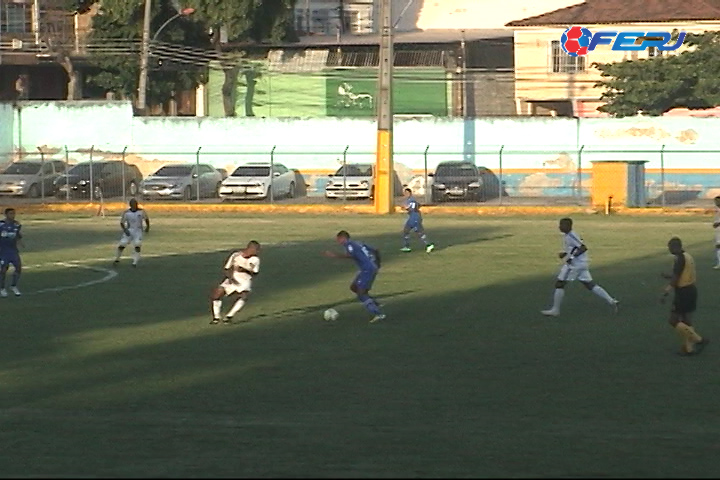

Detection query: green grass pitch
(1, 212), (720, 478)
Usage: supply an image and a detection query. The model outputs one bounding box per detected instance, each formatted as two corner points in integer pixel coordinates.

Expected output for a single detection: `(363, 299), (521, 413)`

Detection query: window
(42, 163), (54, 175)
(232, 166), (271, 177)
(1, 3), (28, 33)
(53, 162), (66, 173)
(155, 165), (193, 177)
(550, 40), (586, 73)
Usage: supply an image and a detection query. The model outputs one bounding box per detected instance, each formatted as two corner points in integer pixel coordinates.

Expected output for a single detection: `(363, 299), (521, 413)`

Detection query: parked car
(324, 163), (403, 200)
(54, 161), (143, 199)
(141, 163), (223, 200)
(430, 161), (507, 203)
(219, 162), (297, 201)
(0, 160), (65, 197)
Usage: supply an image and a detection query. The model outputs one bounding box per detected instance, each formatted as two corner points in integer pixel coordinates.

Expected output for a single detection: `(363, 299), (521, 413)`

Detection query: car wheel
(183, 186), (192, 201)
(287, 182), (296, 199)
(27, 184), (40, 198)
(129, 181), (138, 197)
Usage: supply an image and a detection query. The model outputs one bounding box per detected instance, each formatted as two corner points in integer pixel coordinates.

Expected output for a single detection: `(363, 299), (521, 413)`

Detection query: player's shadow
(243, 289), (417, 323)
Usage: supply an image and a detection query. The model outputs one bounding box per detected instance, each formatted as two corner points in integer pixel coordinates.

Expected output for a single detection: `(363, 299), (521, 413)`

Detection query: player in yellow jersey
(661, 237), (709, 356)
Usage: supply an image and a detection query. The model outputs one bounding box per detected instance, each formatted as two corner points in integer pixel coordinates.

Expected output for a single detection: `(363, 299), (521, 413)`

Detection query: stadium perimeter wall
(3, 101), (720, 199)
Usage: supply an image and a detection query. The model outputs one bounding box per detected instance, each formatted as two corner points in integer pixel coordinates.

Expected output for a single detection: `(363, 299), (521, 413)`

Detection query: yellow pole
(375, 0), (394, 214)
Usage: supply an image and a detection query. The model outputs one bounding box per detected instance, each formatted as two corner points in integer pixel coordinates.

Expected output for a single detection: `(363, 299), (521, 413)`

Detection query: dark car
(54, 161), (143, 199)
(430, 161), (507, 203)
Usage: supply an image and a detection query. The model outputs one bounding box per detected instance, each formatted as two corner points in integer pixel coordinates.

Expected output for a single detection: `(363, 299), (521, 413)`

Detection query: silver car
(219, 162), (297, 201)
(325, 163), (375, 199)
(0, 160), (65, 197)
(141, 163), (223, 200)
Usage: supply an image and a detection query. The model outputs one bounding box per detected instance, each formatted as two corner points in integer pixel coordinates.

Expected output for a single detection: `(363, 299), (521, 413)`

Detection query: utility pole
(137, 0), (153, 113)
(375, 0), (393, 214)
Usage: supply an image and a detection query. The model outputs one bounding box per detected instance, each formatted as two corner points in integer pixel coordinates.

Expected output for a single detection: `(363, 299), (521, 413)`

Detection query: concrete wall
(0, 102), (13, 164)
(5, 100), (720, 198)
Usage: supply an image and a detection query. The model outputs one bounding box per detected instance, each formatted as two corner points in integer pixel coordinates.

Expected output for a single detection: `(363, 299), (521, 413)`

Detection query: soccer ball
(560, 26), (593, 57)
(323, 308), (339, 321)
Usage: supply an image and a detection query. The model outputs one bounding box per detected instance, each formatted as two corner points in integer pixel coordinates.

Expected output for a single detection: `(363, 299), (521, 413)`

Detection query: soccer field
(1, 212), (719, 478)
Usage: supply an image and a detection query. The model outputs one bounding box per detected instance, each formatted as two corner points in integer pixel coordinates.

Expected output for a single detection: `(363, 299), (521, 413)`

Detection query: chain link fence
(1, 144), (718, 210)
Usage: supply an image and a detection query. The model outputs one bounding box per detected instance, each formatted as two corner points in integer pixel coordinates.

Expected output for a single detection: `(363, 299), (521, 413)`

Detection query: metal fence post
(121, 146), (128, 202)
(89, 145), (95, 202)
(343, 145), (349, 205)
(423, 145), (430, 205)
(65, 145), (70, 202)
(660, 144), (666, 208)
(270, 145), (276, 204)
(498, 145), (504, 206)
(577, 144), (585, 205)
(37, 146), (45, 202)
(196, 146), (202, 202)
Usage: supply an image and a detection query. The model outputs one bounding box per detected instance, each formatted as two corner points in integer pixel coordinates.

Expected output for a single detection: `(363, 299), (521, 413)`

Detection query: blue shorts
(353, 270), (377, 291)
(0, 251), (21, 269)
(405, 216), (423, 232)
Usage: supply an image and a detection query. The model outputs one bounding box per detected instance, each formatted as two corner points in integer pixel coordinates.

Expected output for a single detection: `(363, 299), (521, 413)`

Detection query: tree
(594, 32), (720, 117)
(183, 0), (298, 116)
(83, 0), (210, 110)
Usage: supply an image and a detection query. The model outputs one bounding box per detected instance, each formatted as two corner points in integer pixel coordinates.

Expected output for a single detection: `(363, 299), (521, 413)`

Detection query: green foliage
(85, 0), (209, 106)
(184, 0), (298, 43)
(594, 31), (720, 117)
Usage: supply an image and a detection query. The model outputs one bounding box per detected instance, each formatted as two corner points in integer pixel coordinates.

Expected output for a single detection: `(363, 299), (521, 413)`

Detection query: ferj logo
(560, 26), (687, 57)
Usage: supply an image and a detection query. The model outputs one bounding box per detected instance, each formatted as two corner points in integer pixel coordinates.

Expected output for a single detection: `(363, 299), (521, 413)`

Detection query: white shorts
(220, 277), (252, 296)
(557, 263), (593, 282)
(119, 230), (143, 247)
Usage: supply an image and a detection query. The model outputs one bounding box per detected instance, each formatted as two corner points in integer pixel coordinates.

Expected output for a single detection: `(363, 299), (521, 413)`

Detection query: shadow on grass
(2, 220), (720, 477)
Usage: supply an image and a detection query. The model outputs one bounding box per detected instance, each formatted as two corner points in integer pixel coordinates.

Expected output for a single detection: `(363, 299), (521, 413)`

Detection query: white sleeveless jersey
(121, 209), (147, 231)
(563, 230), (589, 265)
(224, 251), (260, 283)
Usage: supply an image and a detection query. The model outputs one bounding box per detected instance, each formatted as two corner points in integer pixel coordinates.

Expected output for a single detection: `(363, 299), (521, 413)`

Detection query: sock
(115, 247), (123, 261)
(420, 233), (429, 245)
(676, 322), (702, 344)
(715, 248), (720, 265)
(0, 270), (5, 289)
(591, 285), (615, 304)
(11, 270), (20, 287)
(551, 288), (565, 311)
(403, 234), (410, 248)
(132, 251), (140, 265)
(212, 300), (222, 319)
(358, 293), (383, 315)
(227, 298), (246, 318)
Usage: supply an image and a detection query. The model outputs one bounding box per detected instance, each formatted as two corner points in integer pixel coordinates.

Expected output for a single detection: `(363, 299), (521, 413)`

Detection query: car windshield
(334, 165), (372, 176)
(435, 164), (477, 177)
(153, 165), (192, 177)
(231, 166), (270, 177)
(67, 163), (102, 176)
(3, 163), (41, 175)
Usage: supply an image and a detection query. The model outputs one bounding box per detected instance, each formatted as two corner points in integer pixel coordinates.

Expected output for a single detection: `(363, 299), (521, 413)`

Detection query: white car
(219, 162), (297, 201)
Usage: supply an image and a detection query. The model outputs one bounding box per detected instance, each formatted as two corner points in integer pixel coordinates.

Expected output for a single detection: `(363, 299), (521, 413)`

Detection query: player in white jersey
(541, 217), (619, 317)
(113, 199), (150, 267)
(712, 196), (720, 269)
(210, 240), (261, 325)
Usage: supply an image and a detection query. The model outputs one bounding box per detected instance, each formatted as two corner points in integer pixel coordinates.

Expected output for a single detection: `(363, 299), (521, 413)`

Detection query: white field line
(19, 241), (299, 296)
(26, 263), (119, 295)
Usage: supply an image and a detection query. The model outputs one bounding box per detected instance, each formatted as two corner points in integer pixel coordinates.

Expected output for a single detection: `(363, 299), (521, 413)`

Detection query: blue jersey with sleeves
(405, 196), (421, 218)
(0, 220), (21, 252)
(344, 239), (379, 272)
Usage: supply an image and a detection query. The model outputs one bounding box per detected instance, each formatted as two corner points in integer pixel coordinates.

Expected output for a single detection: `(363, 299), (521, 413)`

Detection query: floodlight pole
(374, 0), (394, 214)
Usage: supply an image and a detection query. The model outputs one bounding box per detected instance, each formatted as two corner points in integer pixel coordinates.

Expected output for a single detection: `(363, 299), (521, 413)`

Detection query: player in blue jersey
(324, 230), (386, 323)
(0, 207), (24, 297)
(401, 187), (434, 253)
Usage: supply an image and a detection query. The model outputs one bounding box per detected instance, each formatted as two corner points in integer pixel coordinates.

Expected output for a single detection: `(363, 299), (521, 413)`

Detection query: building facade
(506, 0), (720, 117)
